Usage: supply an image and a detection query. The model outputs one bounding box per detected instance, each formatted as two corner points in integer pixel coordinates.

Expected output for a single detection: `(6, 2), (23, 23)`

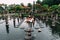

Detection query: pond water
(0, 17), (60, 40)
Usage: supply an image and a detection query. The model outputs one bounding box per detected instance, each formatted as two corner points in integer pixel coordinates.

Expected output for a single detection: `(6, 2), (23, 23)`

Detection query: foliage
(0, 6), (4, 13)
(28, 3), (32, 7)
(36, 0), (41, 4)
(8, 5), (23, 13)
(27, 3), (32, 9)
(15, 5), (23, 12)
(42, 4), (48, 9)
(49, 5), (58, 11)
(57, 4), (60, 12)
(42, 0), (60, 6)
(42, 4), (49, 12)
(42, 0), (53, 6)
(21, 3), (24, 6)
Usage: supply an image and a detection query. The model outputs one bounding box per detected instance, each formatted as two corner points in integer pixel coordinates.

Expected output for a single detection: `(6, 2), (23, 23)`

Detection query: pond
(0, 17), (60, 40)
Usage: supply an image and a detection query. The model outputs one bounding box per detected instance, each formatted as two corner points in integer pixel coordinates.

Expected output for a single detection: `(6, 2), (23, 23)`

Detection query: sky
(0, 0), (38, 5)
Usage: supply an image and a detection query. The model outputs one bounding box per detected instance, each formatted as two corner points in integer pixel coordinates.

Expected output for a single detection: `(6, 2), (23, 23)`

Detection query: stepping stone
(24, 28), (34, 32)
(25, 36), (32, 40)
(38, 29), (41, 32)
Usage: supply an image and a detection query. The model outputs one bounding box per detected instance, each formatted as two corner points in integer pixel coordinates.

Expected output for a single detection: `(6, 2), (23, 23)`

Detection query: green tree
(15, 5), (23, 13)
(42, 4), (49, 12)
(21, 3), (24, 7)
(36, 0), (41, 4)
(42, 0), (60, 6)
(50, 5), (58, 11)
(42, 0), (53, 6)
(53, 0), (60, 5)
(8, 6), (15, 13)
(57, 4), (60, 13)
(27, 3), (32, 9)
(0, 6), (4, 13)
(8, 4), (23, 13)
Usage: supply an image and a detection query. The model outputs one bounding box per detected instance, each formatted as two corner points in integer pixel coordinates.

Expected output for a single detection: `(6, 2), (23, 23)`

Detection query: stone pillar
(51, 14), (53, 19)
(43, 16), (45, 20)
(5, 15), (9, 33)
(56, 14), (58, 20)
(6, 24), (9, 34)
(5, 15), (9, 26)
(52, 17), (55, 26)
(17, 15), (19, 24)
(46, 16), (48, 21)
(13, 16), (15, 27)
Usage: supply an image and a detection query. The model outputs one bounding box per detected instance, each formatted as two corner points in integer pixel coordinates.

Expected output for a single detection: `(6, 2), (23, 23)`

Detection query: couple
(25, 15), (35, 28)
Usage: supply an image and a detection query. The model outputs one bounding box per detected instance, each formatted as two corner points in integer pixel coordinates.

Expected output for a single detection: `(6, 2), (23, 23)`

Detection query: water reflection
(1, 16), (60, 40)
(13, 19), (16, 28)
(46, 19), (60, 37)
(46, 19), (52, 26)
(17, 18), (19, 24)
(6, 25), (9, 34)
(13, 17), (16, 28)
